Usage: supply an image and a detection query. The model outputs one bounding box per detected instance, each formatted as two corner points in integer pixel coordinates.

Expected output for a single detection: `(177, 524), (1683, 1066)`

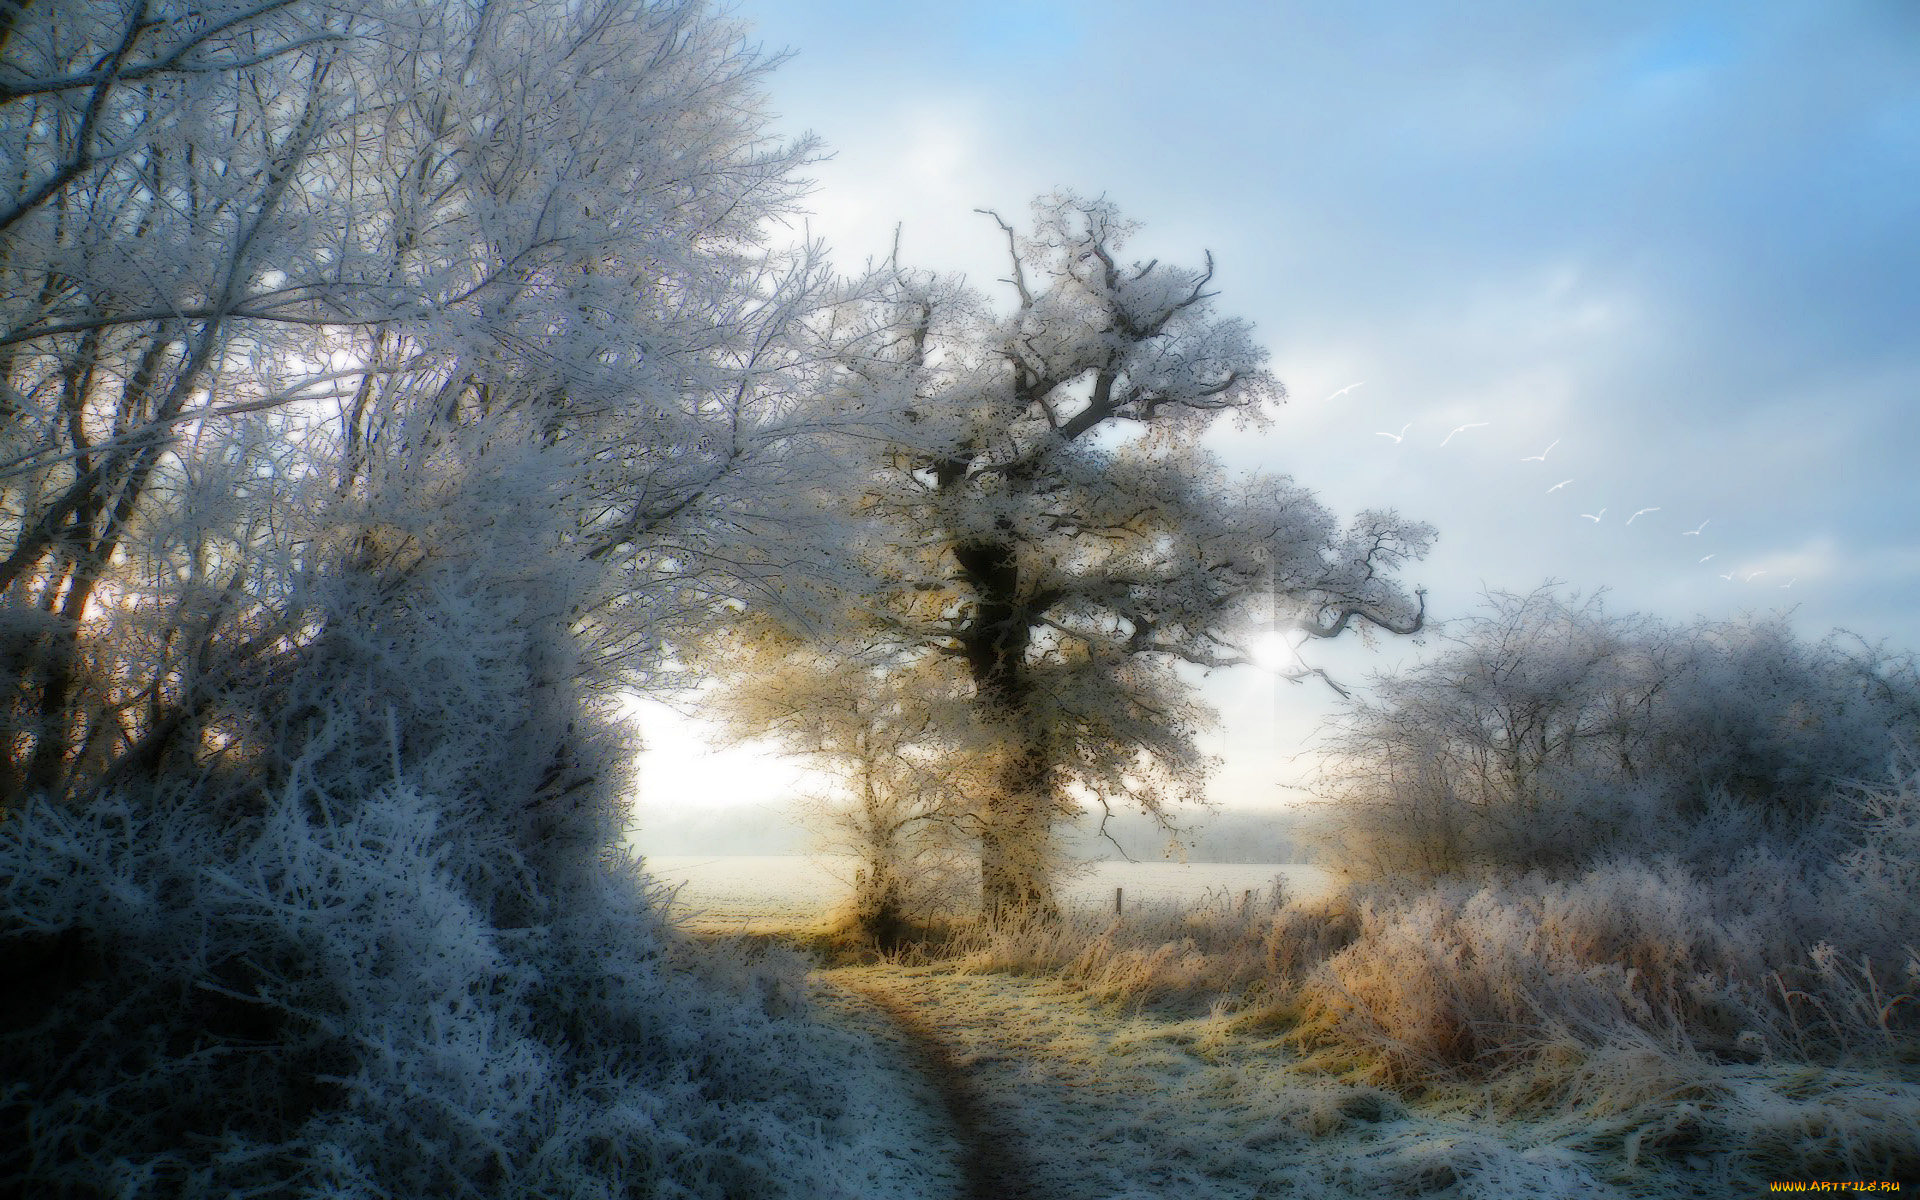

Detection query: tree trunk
(977, 727), (1057, 919)
(954, 530), (1060, 919)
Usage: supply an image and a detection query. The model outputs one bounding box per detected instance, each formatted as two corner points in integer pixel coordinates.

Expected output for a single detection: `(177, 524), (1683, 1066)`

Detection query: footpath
(810, 964), (1383, 1200)
(807, 963), (1650, 1200)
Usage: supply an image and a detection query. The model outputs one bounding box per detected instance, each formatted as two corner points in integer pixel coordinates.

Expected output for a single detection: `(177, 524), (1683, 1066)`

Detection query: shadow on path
(839, 980), (1038, 1200)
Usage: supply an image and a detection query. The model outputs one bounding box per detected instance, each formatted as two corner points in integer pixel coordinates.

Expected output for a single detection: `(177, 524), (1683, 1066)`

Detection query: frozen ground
(795, 969), (975, 1199)
(806, 962), (1911, 1200)
(645, 855), (1330, 931)
(670, 855), (1917, 1195)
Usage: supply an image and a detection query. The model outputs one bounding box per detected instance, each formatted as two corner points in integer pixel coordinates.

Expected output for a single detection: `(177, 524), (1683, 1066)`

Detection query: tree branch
(1296, 587), (1429, 640)
(0, 0), (154, 235)
(974, 207), (1033, 308)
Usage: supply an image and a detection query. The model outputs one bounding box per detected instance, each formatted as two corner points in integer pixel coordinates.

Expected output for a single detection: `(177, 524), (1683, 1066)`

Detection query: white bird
(1520, 439), (1559, 462)
(1718, 571), (1735, 580)
(1547, 479), (1573, 493)
(1682, 519), (1710, 536)
(1744, 570), (1766, 583)
(1440, 422), (1488, 446)
(1626, 507), (1660, 525)
(1780, 576), (1797, 588)
(1699, 554), (1714, 563)
(1327, 382), (1366, 401)
(1581, 509), (1606, 522)
(1375, 423), (1411, 443)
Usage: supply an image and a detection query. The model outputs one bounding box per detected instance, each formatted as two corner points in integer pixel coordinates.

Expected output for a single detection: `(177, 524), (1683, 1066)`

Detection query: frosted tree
(1313, 583), (1920, 877)
(307, 0), (843, 679)
(825, 194), (1433, 917)
(0, 3), (890, 1195)
(0, 0), (352, 800)
(0, 0), (833, 805)
(698, 617), (980, 943)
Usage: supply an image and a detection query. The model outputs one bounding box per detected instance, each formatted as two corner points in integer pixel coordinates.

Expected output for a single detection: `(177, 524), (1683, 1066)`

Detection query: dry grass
(923, 883), (1293, 1011)
(854, 766), (1920, 1183)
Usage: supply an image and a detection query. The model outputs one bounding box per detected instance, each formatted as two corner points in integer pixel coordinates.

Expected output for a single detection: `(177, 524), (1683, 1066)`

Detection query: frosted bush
(0, 773), (904, 1197)
(0, 303), (902, 1199)
(1314, 585), (1920, 878)
(0, 0), (936, 1193)
(1277, 859), (1920, 1178)
(1821, 752), (1920, 966)
(1291, 832), (1918, 1078)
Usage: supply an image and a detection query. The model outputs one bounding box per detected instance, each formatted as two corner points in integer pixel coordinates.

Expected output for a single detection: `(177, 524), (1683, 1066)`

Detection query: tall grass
(945, 881), (1295, 1009)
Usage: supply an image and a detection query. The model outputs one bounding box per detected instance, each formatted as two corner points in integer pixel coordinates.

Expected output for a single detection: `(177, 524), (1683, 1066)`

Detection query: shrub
(0, 394), (886, 1198)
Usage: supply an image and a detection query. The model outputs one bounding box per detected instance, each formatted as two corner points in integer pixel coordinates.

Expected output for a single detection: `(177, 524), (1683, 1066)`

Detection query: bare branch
(1296, 587), (1429, 641)
(974, 207), (1033, 308)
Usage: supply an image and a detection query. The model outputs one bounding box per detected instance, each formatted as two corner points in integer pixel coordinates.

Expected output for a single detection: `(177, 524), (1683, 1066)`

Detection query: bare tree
(698, 618), (979, 944)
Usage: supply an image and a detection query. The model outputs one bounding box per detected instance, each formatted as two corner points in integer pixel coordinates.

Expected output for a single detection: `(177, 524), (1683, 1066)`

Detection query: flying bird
(1745, 570), (1766, 583)
(1376, 423), (1411, 443)
(1581, 509), (1606, 522)
(1780, 576), (1797, 588)
(1682, 519), (1710, 536)
(1699, 554), (1715, 563)
(1547, 479), (1573, 493)
(1520, 439), (1559, 462)
(1327, 382), (1366, 401)
(1718, 571), (1735, 580)
(1440, 422), (1488, 446)
(1626, 507), (1660, 525)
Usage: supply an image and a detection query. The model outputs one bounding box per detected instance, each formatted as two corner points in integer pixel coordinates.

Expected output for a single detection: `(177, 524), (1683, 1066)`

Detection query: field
(643, 854), (1331, 932)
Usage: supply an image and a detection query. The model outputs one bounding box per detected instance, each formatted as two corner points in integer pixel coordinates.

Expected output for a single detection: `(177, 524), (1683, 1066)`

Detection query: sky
(629, 0), (1920, 851)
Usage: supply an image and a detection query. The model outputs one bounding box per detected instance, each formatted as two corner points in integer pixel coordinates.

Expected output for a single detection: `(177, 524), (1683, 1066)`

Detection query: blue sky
(634, 0), (1920, 834)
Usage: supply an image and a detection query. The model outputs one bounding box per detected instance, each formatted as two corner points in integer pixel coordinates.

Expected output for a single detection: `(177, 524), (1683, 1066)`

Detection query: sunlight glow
(618, 691), (819, 811)
(1249, 630), (1302, 674)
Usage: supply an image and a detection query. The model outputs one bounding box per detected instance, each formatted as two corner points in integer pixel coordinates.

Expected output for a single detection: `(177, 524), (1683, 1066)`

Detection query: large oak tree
(824, 194), (1435, 917)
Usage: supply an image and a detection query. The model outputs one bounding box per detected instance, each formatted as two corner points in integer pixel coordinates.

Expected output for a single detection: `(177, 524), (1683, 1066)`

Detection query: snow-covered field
(643, 855), (1330, 930)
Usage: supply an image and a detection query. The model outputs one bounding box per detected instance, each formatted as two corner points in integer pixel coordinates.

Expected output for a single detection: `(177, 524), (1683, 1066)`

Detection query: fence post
(1115, 886), (1123, 915)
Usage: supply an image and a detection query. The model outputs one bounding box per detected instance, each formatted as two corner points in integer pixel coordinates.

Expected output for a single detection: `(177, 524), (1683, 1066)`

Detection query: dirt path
(765, 931), (1800, 1200)
(835, 980), (1036, 1200)
(815, 965), (1265, 1200)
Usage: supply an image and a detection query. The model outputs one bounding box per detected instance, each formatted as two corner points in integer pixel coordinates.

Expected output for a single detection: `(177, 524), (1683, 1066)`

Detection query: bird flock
(1347, 388), (1800, 590)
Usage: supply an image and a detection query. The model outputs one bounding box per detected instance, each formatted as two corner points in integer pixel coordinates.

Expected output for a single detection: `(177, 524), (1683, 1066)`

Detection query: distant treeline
(629, 803), (815, 856)
(1061, 806), (1321, 864)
